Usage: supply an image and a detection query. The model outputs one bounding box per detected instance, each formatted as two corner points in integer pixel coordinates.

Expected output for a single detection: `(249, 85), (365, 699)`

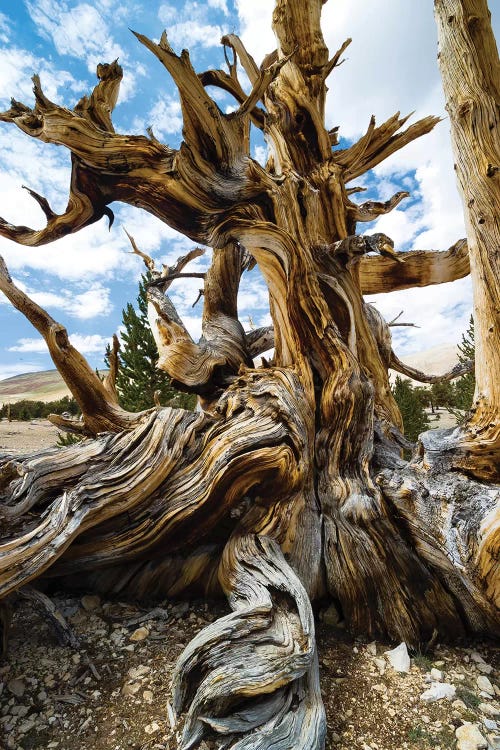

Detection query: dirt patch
(1, 595), (498, 750)
(0, 420), (60, 455)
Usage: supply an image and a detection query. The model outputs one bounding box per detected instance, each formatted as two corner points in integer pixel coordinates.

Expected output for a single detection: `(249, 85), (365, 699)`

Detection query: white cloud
(235, 0), (274, 65)
(0, 47), (83, 109)
(158, 2), (224, 49)
(0, 363), (45, 381)
(207, 0), (228, 14)
(9, 332), (110, 354)
(26, 0), (125, 74)
(369, 276), (472, 357)
(0, 12), (11, 44)
(139, 96), (183, 141)
(36, 287), (111, 319)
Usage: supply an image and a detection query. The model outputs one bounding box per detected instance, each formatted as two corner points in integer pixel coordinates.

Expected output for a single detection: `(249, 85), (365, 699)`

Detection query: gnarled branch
(0, 256), (140, 435)
(390, 350), (474, 384)
(359, 239), (470, 294)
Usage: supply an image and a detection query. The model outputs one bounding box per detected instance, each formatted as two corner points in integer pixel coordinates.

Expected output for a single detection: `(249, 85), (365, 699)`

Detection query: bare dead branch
(221, 34), (260, 85)
(323, 38), (352, 80)
(390, 350), (474, 384)
(349, 190), (410, 223)
(360, 239), (470, 294)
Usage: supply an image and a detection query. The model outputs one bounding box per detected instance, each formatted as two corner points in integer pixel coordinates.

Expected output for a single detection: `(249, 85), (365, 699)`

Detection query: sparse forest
(0, 1), (498, 749)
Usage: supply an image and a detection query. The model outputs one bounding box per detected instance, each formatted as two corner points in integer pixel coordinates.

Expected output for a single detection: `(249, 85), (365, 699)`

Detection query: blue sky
(0, 0), (498, 381)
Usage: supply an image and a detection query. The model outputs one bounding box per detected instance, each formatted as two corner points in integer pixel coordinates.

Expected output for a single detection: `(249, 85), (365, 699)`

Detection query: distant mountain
(0, 370), (106, 404)
(0, 347), (461, 405)
(391, 344), (460, 385)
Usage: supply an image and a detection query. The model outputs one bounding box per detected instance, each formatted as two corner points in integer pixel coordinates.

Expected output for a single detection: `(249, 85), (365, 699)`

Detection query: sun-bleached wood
(435, 0), (500, 481)
(0, 1), (498, 748)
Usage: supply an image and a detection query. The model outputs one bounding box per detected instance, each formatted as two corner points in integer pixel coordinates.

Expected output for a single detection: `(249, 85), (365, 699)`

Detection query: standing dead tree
(0, 1), (498, 748)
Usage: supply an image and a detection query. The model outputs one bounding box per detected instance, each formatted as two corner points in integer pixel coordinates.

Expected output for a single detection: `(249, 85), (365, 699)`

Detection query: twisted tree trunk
(0, 1), (498, 748)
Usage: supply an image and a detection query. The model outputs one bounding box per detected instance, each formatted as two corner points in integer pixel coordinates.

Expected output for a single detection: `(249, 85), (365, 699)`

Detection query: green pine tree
(452, 315), (475, 422)
(392, 375), (430, 443)
(107, 274), (196, 412)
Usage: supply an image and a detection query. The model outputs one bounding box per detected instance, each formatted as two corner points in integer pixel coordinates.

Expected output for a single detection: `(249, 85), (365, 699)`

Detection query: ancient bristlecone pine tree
(0, 1), (498, 748)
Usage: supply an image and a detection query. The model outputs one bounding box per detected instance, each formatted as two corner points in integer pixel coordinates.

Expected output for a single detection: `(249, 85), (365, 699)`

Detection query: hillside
(0, 370), (106, 404)
(0, 347), (461, 405)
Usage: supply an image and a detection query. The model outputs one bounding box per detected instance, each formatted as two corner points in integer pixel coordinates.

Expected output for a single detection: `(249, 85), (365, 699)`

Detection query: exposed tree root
(172, 534), (326, 750)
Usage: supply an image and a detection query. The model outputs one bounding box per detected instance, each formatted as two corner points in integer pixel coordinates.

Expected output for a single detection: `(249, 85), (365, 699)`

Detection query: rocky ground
(0, 420), (60, 455)
(1, 594), (498, 750)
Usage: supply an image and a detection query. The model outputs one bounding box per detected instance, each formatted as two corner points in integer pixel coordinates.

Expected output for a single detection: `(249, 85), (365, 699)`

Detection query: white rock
(143, 690), (153, 703)
(366, 642), (377, 656)
(420, 682), (456, 702)
(455, 723), (487, 750)
(384, 642), (410, 673)
(127, 665), (150, 680)
(471, 652), (486, 664)
(430, 668), (443, 681)
(479, 703), (500, 717)
(453, 699), (468, 711)
(486, 732), (500, 749)
(477, 676), (494, 695)
(144, 721), (160, 734)
(483, 719), (498, 731)
(476, 662), (493, 675)
(374, 658), (386, 675)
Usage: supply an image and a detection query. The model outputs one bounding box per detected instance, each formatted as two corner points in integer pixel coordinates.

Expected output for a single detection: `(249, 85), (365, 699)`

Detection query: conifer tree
(452, 315), (475, 421)
(107, 275), (195, 412)
(392, 375), (430, 443)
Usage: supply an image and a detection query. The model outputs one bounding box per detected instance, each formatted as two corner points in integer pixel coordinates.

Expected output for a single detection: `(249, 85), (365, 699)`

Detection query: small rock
(17, 719), (35, 734)
(81, 595), (101, 611)
(330, 733), (341, 743)
(366, 642), (377, 656)
(121, 682), (141, 697)
(486, 732), (500, 749)
(372, 683), (387, 693)
(477, 676), (494, 695)
(430, 668), (443, 681)
(453, 699), (468, 711)
(321, 603), (342, 627)
(471, 652), (486, 664)
(130, 627), (149, 642)
(387, 707), (396, 717)
(483, 719), (498, 731)
(420, 682), (456, 702)
(127, 665), (150, 680)
(7, 679), (25, 698)
(374, 658), (386, 675)
(143, 690), (154, 703)
(476, 662), (493, 675)
(455, 723), (487, 750)
(479, 703), (500, 717)
(385, 642), (410, 673)
(145, 721), (160, 734)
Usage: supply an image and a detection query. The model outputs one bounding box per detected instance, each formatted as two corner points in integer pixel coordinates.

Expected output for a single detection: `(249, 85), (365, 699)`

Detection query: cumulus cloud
(158, 2), (225, 49)
(9, 333), (111, 354)
(0, 47), (83, 109)
(26, 0), (124, 73)
(140, 96), (183, 142)
(368, 276), (473, 357)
